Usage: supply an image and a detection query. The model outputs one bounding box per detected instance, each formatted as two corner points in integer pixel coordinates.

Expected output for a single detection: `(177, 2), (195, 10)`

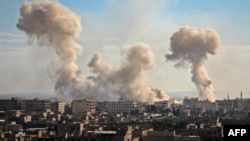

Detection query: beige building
(217, 99), (234, 112)
(154, 100), (170, 110)
(72, 99), (96, 115)
(97, 99), (138, 113)
(142, 129), (176, 141)
(51, 101), (65, 113)
(183, 98), (218, 112)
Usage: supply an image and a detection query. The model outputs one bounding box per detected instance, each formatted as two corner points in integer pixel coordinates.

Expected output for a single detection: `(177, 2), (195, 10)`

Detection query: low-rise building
(142, 129), (176, 141)
(57, 122), (84, 138)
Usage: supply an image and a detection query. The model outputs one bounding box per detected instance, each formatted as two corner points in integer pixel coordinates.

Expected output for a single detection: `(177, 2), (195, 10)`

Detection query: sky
(0, 0), (250, 100)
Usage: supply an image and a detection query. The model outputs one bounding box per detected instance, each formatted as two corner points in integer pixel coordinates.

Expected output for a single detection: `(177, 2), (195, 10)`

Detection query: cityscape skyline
(0, 0), (250, 101)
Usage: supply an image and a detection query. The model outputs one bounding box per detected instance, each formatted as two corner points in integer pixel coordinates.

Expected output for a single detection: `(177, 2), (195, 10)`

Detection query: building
(119, 99), (138, 113)
(142, 129), (200, 141)
(83, 126), (133, 141)
(183, 98), (218, 112)
(57, 122), (84, 138)
(234, 98), (250, 111)
(154, 100), (170, 110)
(0, 97), (24, 111)
(51, 101), (65, 113)
(183, 98), (199, 108)
(217, 91), (250, 112)
(0, 97), (65, 113)
(217, 99), (235, 112)
(24, 98), (51, 112)
(72, 99), (96, 115)
(97, 99), (138, 114)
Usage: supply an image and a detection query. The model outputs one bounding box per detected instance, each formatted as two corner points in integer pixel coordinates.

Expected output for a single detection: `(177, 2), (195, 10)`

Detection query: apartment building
(0, 97), (64, 113)
(97, 98), (138, 113)
(183, 98), (218, 112)
(24, 98), (51, 112)
(154, 100), (170, 110)
(71, 99), (96, 115)
(51, 101), (65, 113)
(0, 97), (24, 111)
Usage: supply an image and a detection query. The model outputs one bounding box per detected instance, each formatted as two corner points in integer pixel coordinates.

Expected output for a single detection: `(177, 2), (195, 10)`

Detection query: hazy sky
(0, 0), (249, 100)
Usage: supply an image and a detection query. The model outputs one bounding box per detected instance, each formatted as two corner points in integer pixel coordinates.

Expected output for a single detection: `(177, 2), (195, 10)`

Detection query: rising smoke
(16, 0), (93, 98)
(87, 43), (170, 102)
(165, 26), (221, 102)
(16, 0), (169, 102)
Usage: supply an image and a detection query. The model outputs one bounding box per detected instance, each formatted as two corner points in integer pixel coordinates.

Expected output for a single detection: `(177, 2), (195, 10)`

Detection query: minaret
(240, 91), (242, 100)
(227, 93), (229, 100)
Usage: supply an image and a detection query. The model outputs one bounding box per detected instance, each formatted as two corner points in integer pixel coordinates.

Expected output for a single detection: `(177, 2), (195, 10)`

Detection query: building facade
(0, 97), (64, 113)
(72, 99), (96, 115)
(51, 101), (65, 113)
(183, 98), (218, 112)
(154, 100), (170, 110)
(24, 99), (51, 112)
(0, 97), (24, 111)
(97, 99), (138, 113)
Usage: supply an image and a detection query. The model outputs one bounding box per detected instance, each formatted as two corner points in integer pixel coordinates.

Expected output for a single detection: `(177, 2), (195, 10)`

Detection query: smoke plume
(87, 43), (170, 102)
(165, 26), (221, 102)
(16, 0), (169, 102)
(16, 0), (92, 97)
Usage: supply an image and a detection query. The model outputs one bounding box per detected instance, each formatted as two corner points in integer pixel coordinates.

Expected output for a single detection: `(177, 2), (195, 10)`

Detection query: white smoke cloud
(16, 0), (169, 102)
(16, 0), (92, 97)
(86, 43), (170, 102)
(165, 26), (221, 102)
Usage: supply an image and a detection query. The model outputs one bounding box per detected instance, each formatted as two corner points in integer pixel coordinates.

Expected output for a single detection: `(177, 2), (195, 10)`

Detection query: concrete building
(72, 99), (96, 115)
(183, 98), (218, 112)
(57, 122), (84, 138)
(142, 129), (200, 141)
(154, 100), (170, 110)
(24, 98), (51, 112)
(234, 98), (250, 111)
(102, 101), (119, 113)
(51, 101), (65, 113)
(0, 97), (67, 113)
(217, 91), (250, 112)
(0, 97), (24, 111)
(83, 126), (133, 141)
(200, 126), (223, 141)
(216, 92), (250, 112)
(217, 99), (235, 112)
(183, 98), (199, 108)
(119, 99), (138, 113)
(97, 99), (138, 114)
